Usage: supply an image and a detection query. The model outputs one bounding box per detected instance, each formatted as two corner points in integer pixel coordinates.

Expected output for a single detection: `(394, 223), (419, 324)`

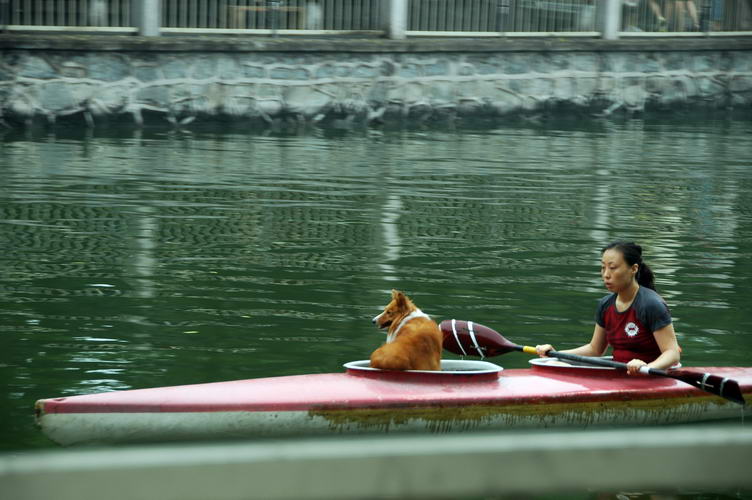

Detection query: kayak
(35, 359), (751, 446)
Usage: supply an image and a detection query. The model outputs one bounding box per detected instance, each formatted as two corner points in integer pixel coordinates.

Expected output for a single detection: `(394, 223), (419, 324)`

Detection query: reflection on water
(379, 193), (403, 281)
(1, 117), (751, 450)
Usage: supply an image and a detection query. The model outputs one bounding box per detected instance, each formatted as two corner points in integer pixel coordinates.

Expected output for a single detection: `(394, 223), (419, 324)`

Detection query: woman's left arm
(648, 323), (681, 369)
(626, 323), (681, 374)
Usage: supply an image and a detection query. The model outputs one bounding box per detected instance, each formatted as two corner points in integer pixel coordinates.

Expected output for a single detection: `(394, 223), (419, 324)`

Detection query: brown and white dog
(370, 290), (443, 371)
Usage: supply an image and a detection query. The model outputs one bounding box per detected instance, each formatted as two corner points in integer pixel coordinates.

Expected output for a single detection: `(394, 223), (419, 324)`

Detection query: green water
(1, 117), (751, 452)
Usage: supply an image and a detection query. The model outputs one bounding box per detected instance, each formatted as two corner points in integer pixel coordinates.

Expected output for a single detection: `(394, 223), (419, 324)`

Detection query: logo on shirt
(625, 322), (639, 337)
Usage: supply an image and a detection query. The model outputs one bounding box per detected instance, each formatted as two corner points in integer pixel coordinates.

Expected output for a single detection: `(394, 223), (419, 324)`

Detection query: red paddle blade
(439, 319), (522, 358)
(670, 370), (747, 405)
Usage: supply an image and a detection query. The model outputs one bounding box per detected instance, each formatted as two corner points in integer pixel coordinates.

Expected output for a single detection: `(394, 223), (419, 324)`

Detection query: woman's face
(601, 248), (637, 293)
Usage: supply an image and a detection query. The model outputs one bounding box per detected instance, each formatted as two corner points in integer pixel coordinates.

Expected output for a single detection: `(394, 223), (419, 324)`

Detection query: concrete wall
(3, 426), (752, 500)
(1, 35), (751, 129)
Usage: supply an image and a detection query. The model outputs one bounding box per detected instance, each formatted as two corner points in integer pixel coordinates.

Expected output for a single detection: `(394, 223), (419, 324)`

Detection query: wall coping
(2, 33), (752, 54)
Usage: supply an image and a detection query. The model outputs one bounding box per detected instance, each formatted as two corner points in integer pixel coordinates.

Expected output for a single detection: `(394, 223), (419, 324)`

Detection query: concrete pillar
(597, 0), (621, 40)
(131, 0), (161, 36)
(381, 0), (407, 40)
(497, 0), (511, 33)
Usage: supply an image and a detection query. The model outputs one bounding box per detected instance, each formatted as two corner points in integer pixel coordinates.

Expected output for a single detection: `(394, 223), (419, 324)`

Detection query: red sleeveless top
(595, 287), (672, 363)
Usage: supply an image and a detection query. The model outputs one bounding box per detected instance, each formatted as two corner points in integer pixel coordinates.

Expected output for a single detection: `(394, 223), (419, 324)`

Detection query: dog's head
(372, 289), (415, 333)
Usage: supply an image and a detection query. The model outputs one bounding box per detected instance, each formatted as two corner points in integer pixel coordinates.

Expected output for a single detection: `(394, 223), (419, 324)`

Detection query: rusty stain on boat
(309, 395), (742, 433)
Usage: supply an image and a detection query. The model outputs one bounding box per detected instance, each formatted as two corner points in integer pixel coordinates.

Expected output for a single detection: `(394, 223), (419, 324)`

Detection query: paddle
(439, 319), (747, 406)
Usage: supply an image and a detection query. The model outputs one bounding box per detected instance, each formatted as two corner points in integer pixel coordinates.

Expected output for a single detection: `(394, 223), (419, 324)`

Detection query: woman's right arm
(536, 324), (608, 357)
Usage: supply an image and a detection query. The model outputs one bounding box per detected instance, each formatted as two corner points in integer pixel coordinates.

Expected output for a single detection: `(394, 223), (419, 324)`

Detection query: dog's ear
(392, 290), (407, 307)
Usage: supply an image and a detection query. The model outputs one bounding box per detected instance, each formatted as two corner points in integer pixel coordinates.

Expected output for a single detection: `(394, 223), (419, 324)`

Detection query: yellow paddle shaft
(522, 345), (537, 355)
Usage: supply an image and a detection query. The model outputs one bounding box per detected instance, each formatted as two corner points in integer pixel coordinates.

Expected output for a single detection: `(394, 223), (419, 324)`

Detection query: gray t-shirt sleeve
(638, 288), (672, 332)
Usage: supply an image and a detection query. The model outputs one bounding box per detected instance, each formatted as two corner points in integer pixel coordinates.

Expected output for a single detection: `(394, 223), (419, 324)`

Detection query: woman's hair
(602, 241), (656, 291)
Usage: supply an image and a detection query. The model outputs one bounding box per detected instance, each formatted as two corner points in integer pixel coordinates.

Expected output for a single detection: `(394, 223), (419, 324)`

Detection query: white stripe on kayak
(701, 373), (712, 390)
(451, 319), (468, 357)
(468, 321), (485, 359)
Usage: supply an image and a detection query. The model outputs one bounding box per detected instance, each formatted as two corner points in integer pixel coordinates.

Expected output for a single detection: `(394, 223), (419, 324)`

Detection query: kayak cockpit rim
(343, 359), (503, 381)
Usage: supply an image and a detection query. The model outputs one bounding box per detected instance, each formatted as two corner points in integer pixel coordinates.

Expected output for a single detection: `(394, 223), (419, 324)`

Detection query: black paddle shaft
(547, 350), (629, 369)
(548, 350), (746, 406)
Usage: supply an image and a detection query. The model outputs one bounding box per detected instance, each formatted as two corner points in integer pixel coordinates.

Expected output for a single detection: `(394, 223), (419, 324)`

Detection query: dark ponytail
(602, 241), (656, 291)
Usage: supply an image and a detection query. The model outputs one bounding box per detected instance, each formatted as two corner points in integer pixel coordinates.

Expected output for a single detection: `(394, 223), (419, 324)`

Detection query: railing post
(497, 0), (511, 34)
(132, 0), (161, 36)
(381, 0), (407, 40)
(597, 0), (621, 40)
(1, 0), (9, 31)
(269, 0), (281, 37)
(699, 0), (711, 33)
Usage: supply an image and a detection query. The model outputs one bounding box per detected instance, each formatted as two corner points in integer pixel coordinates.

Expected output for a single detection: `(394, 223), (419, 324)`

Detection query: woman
(536, 241), (680, 375)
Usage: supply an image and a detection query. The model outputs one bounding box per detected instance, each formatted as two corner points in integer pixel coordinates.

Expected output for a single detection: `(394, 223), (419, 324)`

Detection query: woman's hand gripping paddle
(439, 319), (746, 406)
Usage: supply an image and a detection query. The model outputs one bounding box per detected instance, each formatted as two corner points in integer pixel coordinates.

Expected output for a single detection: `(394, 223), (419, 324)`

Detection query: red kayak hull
(35, 362), (752, 446)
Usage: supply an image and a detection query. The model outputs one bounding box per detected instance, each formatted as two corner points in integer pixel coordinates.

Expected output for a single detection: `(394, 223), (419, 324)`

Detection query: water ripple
(2, 118), (752, 450)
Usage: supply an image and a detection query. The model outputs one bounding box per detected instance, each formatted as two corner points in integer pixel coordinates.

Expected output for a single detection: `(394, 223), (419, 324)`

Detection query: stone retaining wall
(1, 35), (751, 129)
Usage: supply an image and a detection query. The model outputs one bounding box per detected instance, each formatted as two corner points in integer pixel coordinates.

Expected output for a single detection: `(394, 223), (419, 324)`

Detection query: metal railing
(2, 0), (751, 36)
(160, 0), (379, 31)
(2, 0), (133, 30)
(621, 0), (752, 33)
(408, 0), (503, 32)
(499, 0), (597, 33)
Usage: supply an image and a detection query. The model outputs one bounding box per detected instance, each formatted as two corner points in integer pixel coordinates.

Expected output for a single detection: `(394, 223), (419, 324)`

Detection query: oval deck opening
(343, 359), (503, 376)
